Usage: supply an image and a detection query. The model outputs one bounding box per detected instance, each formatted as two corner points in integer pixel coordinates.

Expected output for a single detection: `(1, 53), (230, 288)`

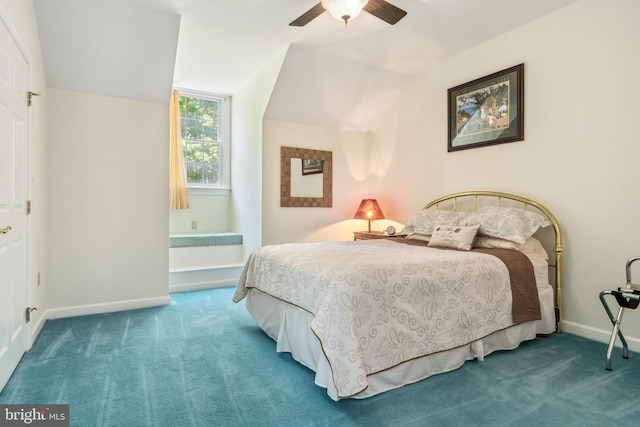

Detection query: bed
(233, 191), (564, 400)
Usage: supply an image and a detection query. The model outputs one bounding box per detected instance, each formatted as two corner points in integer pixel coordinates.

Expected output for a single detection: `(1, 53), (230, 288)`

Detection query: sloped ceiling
(264, 45), (407, 132)
(33, 0), (581, 126)
(33, 0), (180, 104)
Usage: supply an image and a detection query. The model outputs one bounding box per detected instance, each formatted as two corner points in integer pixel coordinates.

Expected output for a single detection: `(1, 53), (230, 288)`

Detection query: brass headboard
(424, 191), (565, 332)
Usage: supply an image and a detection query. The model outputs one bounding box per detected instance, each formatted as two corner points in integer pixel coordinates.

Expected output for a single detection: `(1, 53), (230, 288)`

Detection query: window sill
(188, 187), (231, 196)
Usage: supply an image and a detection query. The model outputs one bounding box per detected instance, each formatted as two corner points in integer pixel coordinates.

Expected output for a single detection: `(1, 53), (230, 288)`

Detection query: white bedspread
(233, 239), (517, 398)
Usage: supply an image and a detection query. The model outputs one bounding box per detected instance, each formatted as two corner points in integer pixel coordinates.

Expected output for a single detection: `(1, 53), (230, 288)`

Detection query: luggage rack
(599, 256), (640, 370)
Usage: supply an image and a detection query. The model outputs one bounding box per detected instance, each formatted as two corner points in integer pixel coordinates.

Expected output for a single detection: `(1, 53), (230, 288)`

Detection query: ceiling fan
(290, 0), (407, 27)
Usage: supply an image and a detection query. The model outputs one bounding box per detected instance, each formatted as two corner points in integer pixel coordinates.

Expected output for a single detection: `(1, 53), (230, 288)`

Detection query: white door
(0, 15), (29, 391)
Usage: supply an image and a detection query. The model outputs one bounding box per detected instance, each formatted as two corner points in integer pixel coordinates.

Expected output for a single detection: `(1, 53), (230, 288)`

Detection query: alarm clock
(386, 226), (396, 236)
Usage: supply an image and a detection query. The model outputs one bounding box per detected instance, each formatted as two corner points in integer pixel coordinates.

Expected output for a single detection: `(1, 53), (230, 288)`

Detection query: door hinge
(27, 91), (41, 107)
(26, 200), (32, 215)
(26, 307), (37, 322)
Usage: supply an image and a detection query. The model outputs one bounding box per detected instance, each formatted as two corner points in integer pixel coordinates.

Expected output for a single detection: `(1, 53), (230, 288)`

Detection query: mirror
(290, 158), (323, 197)
(281, 146), (332, 207)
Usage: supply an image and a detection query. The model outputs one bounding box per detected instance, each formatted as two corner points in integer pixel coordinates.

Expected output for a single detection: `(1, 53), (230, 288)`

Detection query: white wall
(46, 89), (170, 310)
(262, 120), (403, 246)
(373, 0), (640, 342)
(169, 193), (231, 234)
(0, 0), (48, 334)
(230, 49), (289, 257)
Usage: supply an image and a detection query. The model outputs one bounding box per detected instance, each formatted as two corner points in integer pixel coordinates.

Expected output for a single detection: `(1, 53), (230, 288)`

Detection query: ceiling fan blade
(363, 0), (407, 25)
(289, 2), (325, 27)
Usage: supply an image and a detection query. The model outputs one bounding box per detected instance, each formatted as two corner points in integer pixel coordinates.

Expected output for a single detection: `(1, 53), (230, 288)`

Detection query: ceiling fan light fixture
(322, 0), (369, 25)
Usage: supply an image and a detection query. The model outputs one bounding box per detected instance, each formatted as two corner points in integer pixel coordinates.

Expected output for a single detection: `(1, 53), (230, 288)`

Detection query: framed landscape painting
(448, 64), (524, 152)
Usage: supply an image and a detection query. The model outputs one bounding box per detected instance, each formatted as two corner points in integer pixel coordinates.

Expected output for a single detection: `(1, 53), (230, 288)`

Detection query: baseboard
(29, 313), (48, 349)
(45, 295), (171, 320)
(169, 262), (245, 274)
(169, 278), (238, 293)
(562, 319), (640, 354)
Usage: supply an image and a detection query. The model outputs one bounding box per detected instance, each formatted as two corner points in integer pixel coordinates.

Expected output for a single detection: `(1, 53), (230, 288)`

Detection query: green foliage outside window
(179, 96), (221, 185)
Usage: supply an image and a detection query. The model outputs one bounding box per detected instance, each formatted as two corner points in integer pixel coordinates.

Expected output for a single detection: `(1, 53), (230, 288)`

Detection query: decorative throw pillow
(401, 210), (468, 235)
(427, 224), (480, 251)
(462, 207), (551, 244)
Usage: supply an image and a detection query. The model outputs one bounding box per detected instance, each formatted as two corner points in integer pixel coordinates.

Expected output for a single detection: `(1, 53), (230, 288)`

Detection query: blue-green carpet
(1, 287), (639, 426)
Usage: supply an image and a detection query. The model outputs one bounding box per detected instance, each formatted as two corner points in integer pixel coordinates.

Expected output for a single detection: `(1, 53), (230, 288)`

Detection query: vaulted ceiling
(33, 0), (579, 129)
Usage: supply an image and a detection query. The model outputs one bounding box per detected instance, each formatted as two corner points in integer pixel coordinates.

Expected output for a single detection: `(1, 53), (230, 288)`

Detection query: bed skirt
(244, 285), (556, 401)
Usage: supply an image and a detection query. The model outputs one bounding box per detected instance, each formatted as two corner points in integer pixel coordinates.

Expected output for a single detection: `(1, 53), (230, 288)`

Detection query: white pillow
(474, 236), (549, 260)
(527, 252), (551, 291)
(462, 207), (551, 244)
(401, 210), (468, 235)
(520, 237), (549, 260)
(406, 232), (430, 242)
(427, 224), (480, 251)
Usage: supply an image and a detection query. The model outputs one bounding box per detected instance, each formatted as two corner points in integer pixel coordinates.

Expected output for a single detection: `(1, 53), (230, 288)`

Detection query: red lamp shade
(353, 199), (385, 232)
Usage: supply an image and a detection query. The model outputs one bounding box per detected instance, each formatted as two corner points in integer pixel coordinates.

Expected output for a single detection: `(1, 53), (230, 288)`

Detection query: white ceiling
(33, 0), (579, 107)
(263, 44), (410, 132)
(127, 0), (579, 94)
(33, 0), (181, 103)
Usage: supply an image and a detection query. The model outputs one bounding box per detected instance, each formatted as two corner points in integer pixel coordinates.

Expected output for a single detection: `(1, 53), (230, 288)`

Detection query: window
(178, 89), (230, 190)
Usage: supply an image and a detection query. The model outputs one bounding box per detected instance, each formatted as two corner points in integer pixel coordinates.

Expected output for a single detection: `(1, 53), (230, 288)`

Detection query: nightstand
(353, 231), (407, 241)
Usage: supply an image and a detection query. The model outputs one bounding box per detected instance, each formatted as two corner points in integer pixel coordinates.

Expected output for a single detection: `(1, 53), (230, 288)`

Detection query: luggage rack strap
(612, 289), (640, 309)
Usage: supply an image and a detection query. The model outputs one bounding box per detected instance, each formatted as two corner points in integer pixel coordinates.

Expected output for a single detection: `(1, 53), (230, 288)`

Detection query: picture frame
(448, 63), (524, 152)
(301, 158), (323, 175)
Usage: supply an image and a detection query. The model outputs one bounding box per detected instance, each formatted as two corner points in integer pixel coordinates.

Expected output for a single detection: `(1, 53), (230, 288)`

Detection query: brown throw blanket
(472, 248), (541, 324)
(389, 237), (541, 324)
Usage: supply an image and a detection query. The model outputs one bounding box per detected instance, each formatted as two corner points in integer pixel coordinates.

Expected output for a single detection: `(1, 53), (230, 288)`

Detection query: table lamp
(353, 199), (385, 233)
